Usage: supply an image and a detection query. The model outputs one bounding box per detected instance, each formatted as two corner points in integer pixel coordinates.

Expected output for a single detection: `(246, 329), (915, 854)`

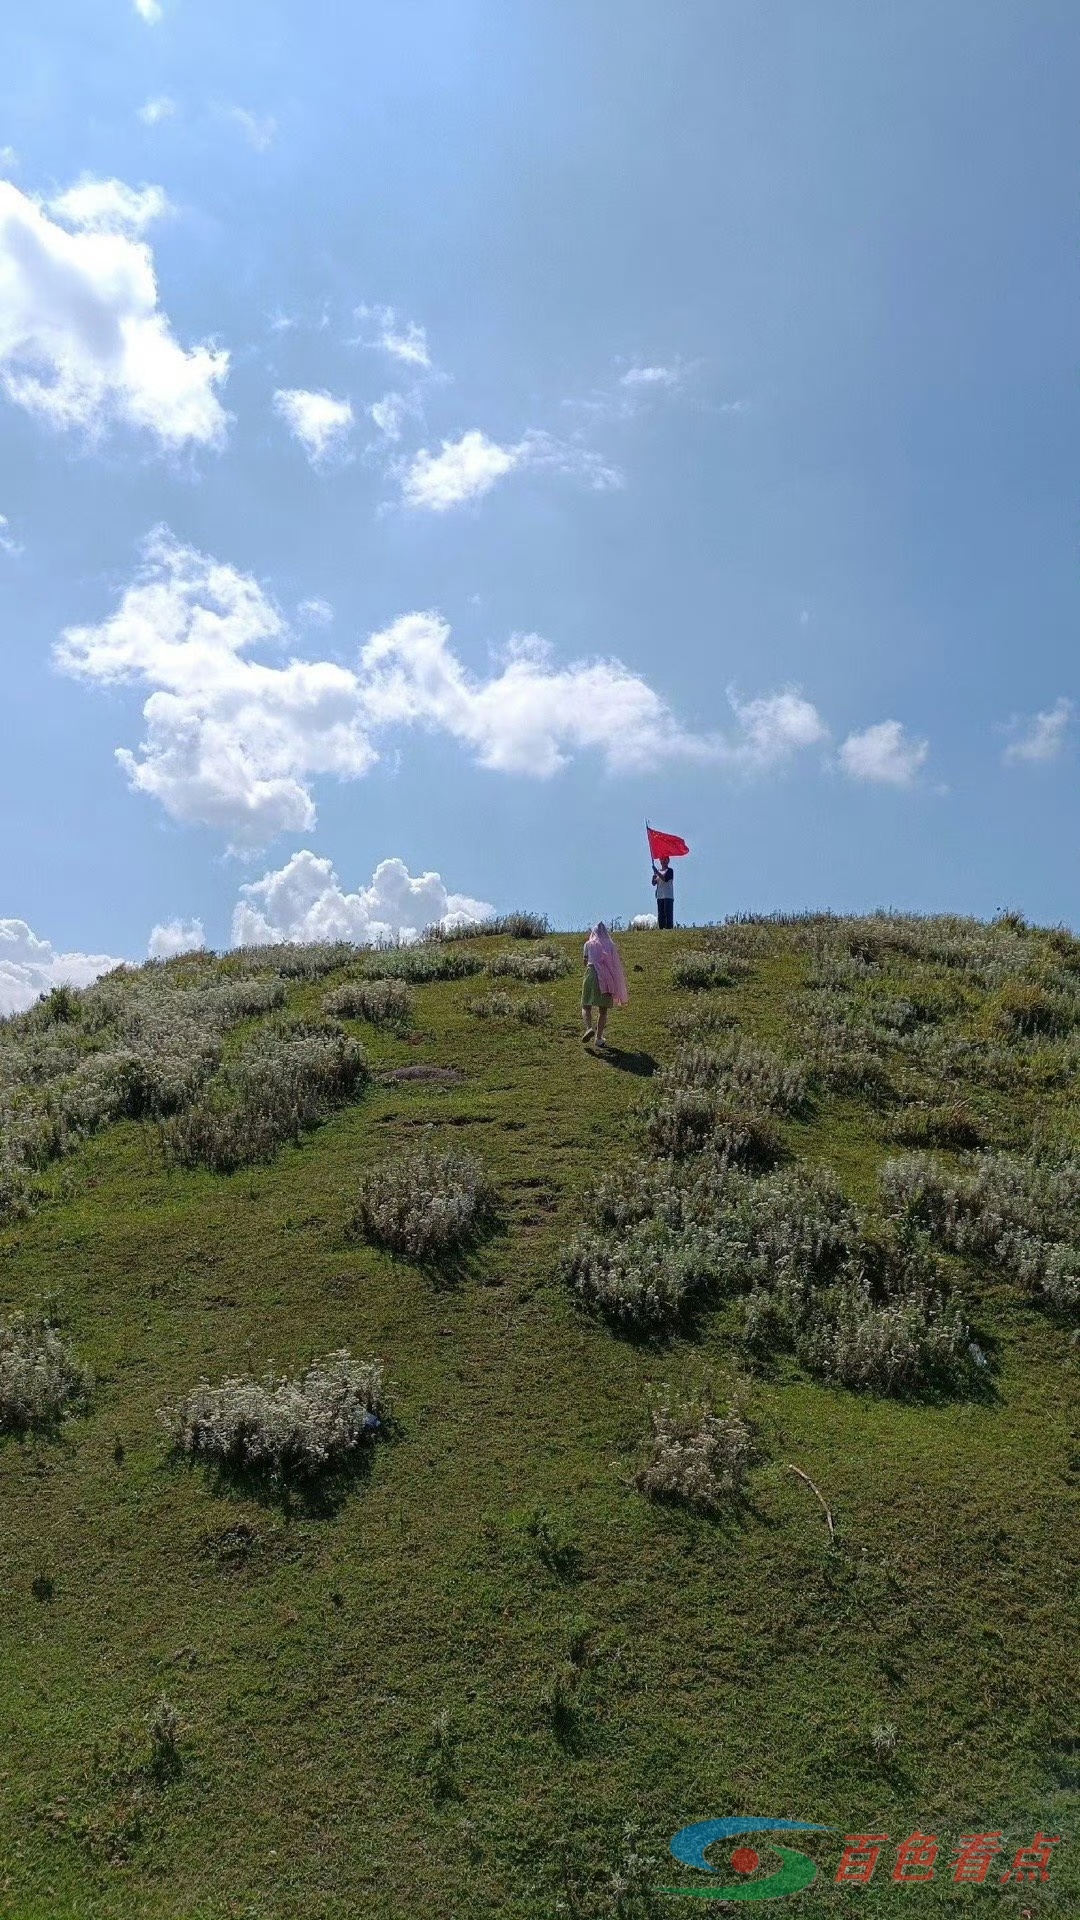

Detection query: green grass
(0, 922), (1077, 1918)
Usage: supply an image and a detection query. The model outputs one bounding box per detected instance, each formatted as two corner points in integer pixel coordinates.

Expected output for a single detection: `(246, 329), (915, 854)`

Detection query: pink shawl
(584, 923), (629, 1006)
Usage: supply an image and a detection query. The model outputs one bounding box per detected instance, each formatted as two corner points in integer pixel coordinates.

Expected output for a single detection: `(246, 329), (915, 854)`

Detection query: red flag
(647, 826), (690, 860)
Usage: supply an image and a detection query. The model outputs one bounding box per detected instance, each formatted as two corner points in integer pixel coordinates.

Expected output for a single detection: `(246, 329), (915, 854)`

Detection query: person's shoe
(581, 1029), (593, 1043)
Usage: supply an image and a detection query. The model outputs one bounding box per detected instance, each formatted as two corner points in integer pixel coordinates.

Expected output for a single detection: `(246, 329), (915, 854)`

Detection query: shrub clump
(671, 950), (751, 991)
(660, 1040), (810, 1116)
(793, 1282), (969, 1393)
(163, 1351), (385, 1477)
(562, 1152), (972, 1389)
(883, 1101), (986, 1151)
(487, 943), (570, 982)
(645, 1088), (782, 1168)
(558, 1216), (724, 1329)
(880, 1145), (1080, 1314)
(636, 1393), (752, 1513)
(323, 978), (413, 1032)
(988, 977), (1074, 1039)
(162, 1022), (368, 1173)
(0, 1316), (92, 1431)
(363, 947), (484, 984)
(429, 910), (550, 941)
(351, 1146), (497, 1261)
(0, 966), (292, 1222)
(466, 990), (553, 1026)
(0, 1154), (42, 1226)
(668, 1001), (738, 1041)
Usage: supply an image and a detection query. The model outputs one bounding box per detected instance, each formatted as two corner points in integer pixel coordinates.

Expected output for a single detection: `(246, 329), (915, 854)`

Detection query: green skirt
(582, 964), (613, 1010)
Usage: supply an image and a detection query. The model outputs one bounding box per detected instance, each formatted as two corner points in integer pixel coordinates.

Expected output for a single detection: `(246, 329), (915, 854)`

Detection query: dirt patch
(380, 1065), (465, 1086)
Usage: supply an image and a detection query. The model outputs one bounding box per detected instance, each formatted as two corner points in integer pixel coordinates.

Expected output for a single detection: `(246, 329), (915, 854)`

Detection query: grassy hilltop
(0, 912), (1077, 1920)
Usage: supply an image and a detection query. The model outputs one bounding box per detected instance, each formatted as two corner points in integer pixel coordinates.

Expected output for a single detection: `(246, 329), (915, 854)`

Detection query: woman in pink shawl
(581, 922), (628, 1050)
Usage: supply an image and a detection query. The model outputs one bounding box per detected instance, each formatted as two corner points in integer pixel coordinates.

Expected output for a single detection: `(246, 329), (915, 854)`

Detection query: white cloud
(56, 530), (831, 843)
(49, 177), (171, 236)
(369, 390), (409, 443)
(148, 917), (205, 959)
(0, 148), (18, 172)
(353, 303), (430, 368)
(402, 429), (518, 511)
(619, 363), (682, 389)
(0, 180), (229, 448)
(1003, 697), (1072, 765)
(0, 513), (21, 556)
(232, 851), (493, 948)
(0, 919), (127, 1016)
(55, 528), (371, 843)
(297, 596), (333, 625)
(726, 688), (828, 768)
(401, 427), (621, 512)
(268, 303), (329, 336)
(133, 0), (163, 21)
(273, 387), (354, 464)
(225, 107), (277, 153)
(137, 96), (176, 126)
(838, 719), (929, 786)
(563, 355), (695, 424)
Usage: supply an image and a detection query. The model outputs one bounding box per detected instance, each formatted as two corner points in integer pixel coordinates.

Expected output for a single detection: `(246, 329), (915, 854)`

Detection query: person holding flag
(647, 823), (689, 929)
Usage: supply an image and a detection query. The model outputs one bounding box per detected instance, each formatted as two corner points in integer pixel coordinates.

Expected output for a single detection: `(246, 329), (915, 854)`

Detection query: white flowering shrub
(795, 1288), (969, 1393)
(228, 942), (356, 979)
(791, 911), (1045, 983)
(988, 977), (1075, 1038)
(794, 998), (896, 1102)
(352, 1146), (498, 1260)
(645, 1087), (782, 1168)
(661, 1040), (810, 1116)
(160, 1105), (284, 1174)
(487, 944), (570, 982)
(702, 919), (776, 958)
(162, 1022), (368, 1173)
(805, 948), (881, 990)
(0, 1152), (41, 1225)
(883, 1101), (985, 1151)
(670, 950), (751, 991)
(431, 910), (550, 941)
(880, 1146), (1080, 1315)
(558, 1217), (723, 1329)
(163, 1350), (385, 1476)
(686, 1163), (856, 1295)
(0, 1315), (92, 1430)
(363, 948), (484, 984)
(53, 1049), (212, 1141)
(668, 1002), (738, 1041)
(636, 1394), (752, 1512)
(323, 978), (414, 1031)
(0, 968), (292, 1222)
(490, 911), (550, 940)
(582, 1160), (691, 1236)
(565, 1148), (970, 1390)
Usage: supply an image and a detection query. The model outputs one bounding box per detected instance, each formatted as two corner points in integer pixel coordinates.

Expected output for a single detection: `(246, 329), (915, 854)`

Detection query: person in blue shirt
(651, 855), (675, 929)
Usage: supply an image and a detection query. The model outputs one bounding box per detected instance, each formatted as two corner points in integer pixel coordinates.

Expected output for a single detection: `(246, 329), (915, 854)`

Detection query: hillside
(0, 912), (1077, 1920)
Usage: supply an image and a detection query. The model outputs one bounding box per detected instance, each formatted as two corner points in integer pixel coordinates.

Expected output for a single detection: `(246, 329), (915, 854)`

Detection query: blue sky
(1, 0), (1078, 1000)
